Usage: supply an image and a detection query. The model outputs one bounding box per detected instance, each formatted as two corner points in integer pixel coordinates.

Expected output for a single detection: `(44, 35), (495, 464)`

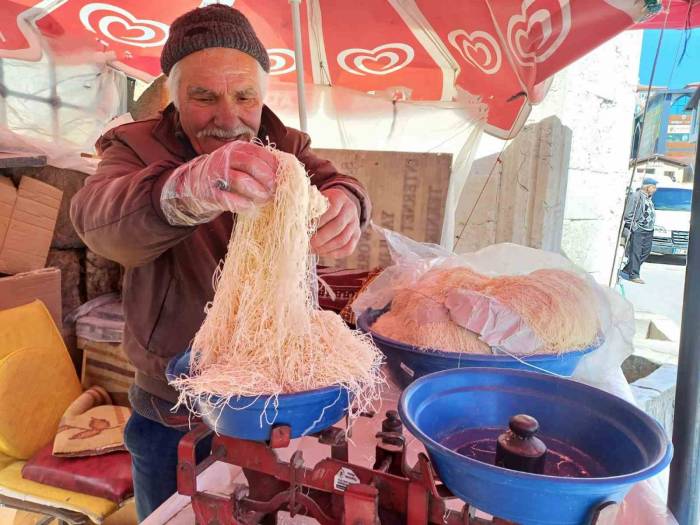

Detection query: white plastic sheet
(0, 125), (98, 173)
(0, 56), (127, 172)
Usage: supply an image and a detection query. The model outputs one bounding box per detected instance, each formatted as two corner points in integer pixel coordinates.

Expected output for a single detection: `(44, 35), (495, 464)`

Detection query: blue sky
(639, 28), (700, 88)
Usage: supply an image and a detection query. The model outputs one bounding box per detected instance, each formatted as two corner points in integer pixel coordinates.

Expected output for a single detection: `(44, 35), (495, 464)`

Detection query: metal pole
(0, 59), (7, 127)
(668, 86), (700, 525)
(48, 54), (60, 140)
(289, 0), (308, 132)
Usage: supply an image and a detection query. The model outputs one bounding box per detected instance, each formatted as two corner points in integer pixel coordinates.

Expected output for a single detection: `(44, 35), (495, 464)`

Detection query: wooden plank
(0, 152), (47, 169)
(315, 149), (451, 270)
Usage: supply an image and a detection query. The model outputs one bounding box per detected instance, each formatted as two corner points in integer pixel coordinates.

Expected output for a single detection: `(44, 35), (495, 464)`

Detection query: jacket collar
(152, 103), (289, 161)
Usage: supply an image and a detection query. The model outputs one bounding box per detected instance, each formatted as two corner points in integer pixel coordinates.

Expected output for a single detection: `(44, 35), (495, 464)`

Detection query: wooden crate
(315, 149), (452, 270)
(78, 338), (134, 407)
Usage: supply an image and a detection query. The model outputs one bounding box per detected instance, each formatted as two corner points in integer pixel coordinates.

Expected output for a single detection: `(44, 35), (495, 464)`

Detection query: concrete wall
(460, 31), (643, 284)
(454, 117), (572, 254)
(530, 31), (644, 282)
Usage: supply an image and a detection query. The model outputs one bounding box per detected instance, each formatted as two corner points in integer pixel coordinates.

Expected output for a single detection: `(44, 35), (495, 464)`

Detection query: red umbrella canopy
(0, 0), (691, 137)
(634, 0), (699, 29)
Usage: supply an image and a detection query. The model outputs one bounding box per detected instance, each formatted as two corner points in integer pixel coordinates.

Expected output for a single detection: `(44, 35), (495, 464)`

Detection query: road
(618, 255), (687, 324)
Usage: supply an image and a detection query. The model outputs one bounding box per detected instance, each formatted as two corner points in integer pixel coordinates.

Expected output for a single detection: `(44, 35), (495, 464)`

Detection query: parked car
(651, 184), (692, 257)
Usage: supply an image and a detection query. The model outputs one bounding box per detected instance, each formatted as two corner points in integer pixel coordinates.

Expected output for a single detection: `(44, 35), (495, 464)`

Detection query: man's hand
(311, 188), (361, 259)
(161, 141), (278, 226)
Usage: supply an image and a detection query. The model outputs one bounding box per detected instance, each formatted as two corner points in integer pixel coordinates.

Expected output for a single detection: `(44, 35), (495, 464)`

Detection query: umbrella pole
(289, 0), (308, 133)
(667, 86), (700, 525)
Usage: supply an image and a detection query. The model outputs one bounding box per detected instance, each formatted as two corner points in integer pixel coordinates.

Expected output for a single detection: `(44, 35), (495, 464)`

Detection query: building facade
(631, 85), (699, 179)
(632, 155), (694, 183)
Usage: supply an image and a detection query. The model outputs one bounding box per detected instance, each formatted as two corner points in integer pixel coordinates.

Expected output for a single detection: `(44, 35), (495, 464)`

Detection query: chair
(0, 300), (133, 524)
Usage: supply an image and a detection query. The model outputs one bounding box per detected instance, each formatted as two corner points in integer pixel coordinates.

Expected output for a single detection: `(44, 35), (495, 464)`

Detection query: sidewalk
(624, 311), (679, 445)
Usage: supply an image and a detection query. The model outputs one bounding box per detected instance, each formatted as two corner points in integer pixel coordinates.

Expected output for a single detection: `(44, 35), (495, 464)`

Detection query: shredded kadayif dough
(373, 266), (599, 355)
(372, 267), (491, 353)
(170, 149), (383, 416)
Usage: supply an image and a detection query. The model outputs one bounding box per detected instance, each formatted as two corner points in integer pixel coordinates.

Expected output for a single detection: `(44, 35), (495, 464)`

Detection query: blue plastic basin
(166, 350), (349, 441)
(357, 308), (598, 388)
(399, 367), (672, 525)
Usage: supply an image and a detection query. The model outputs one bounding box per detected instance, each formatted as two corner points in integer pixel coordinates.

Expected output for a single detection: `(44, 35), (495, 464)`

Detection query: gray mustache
(197, 126), (255, 140)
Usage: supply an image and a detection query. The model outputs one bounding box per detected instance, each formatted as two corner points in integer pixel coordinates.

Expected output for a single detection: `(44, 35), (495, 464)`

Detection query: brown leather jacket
(71, 104), (370, 405)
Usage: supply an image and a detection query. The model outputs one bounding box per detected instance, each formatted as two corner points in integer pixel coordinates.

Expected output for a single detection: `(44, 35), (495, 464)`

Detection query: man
(70, 5), (371, 520)
(622, 177), (657, 284)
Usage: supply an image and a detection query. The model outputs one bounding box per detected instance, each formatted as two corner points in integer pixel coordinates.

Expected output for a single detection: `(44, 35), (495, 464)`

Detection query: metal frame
(289, 0), (308, 133)
(667, 86), (700, 525)
(0, 494), (88, 525)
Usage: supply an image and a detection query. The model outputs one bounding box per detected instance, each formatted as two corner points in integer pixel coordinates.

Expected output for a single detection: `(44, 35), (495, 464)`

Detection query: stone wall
(455, 117), (572, 254)
(460, 31), (644, 283)
(529, 31), (644, 282)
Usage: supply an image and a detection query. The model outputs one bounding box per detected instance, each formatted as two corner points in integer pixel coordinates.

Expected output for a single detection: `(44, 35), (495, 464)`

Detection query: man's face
(172, 48), (267, 155)
(647, 185), (657, 196)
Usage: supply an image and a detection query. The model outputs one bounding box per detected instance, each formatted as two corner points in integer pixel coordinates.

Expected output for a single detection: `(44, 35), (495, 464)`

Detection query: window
(645, 168), (656, 174)
(637, 168), (645, 173)
(665, 170), (675, 178)
(671, 95), (692, 115)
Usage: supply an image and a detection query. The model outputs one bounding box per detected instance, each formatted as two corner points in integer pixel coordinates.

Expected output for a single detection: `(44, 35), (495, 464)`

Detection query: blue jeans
(124, 411), (212, 522)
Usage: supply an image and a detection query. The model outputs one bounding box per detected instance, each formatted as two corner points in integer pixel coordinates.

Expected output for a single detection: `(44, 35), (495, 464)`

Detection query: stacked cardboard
(1, 165), (122, 317)
(0, 175), (62, 274)
(0, 163), (122, 381)
(0, 177), (16, 249)
(0, 167), (63, 326)
(0, 267), (62, 328)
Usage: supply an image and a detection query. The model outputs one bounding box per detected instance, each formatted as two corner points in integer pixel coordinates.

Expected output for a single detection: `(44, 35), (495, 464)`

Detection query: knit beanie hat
(161, 4), (270, 75)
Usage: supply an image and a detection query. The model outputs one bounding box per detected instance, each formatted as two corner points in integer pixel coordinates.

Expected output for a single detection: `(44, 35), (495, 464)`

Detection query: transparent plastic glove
(160, 141), (278, 226)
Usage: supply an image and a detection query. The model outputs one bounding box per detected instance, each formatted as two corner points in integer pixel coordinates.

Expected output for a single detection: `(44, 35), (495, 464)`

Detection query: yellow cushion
(0, 461), (116, 523)
(0, 346), (82, 459)
(0, 453), (16, 472)
(0, 301), (82, 459)
(0, 301), (66, 361)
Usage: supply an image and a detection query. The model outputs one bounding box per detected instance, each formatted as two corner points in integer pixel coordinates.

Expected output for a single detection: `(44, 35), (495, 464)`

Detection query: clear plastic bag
(353, 225), (623, 364)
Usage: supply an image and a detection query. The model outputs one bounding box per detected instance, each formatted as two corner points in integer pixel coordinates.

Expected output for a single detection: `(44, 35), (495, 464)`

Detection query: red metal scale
(177, 411), (614, 525)
(177, 411), (616, 525)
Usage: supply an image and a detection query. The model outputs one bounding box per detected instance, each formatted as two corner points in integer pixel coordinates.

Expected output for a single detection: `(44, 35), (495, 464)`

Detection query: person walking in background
(621, 177), (658, 284)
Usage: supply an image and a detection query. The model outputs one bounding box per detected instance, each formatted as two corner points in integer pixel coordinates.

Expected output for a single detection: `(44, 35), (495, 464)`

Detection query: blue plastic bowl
(399, 368), (673, 525)
(357, 308), (598, 388)
(166, 350), (349, 441)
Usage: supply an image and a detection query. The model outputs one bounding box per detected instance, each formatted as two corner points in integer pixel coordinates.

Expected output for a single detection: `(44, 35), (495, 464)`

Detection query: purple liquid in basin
(441, 428), (608, 478)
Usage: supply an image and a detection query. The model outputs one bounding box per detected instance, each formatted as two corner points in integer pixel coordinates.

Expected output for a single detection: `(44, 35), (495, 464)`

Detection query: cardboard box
(0, 177), (17, 252)
(0, 267), (62, 327)
(315, 149), (452, 270)
(0, 176), (63, 275)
